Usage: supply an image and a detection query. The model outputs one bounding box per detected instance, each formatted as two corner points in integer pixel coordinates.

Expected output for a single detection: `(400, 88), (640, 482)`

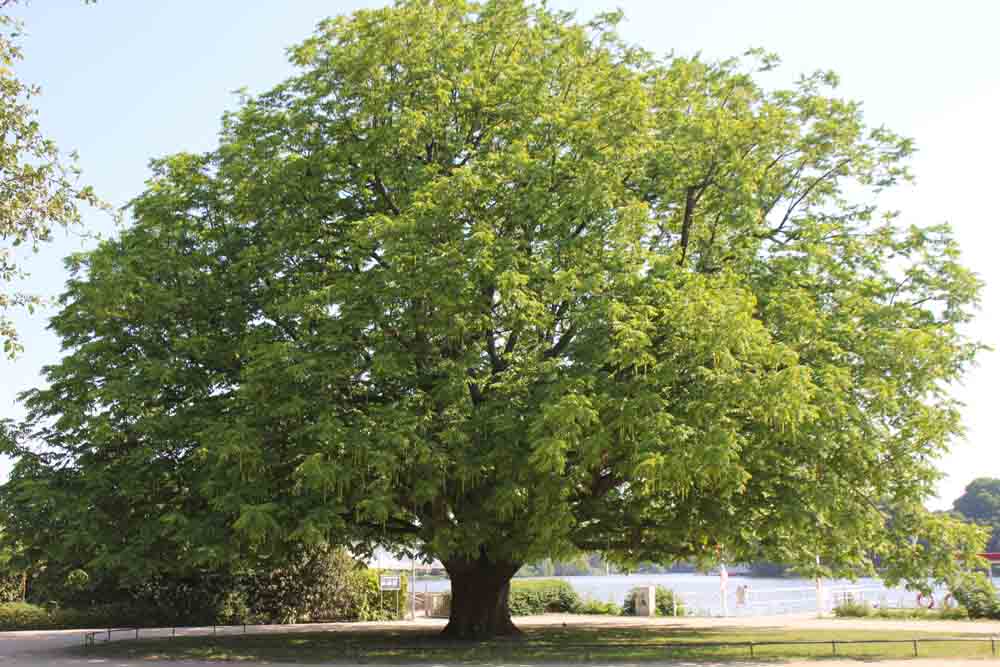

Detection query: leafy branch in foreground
(0, 0), (100, 354)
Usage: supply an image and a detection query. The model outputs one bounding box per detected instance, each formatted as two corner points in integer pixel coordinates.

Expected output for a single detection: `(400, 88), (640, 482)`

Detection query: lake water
(413, 573), (948, 616)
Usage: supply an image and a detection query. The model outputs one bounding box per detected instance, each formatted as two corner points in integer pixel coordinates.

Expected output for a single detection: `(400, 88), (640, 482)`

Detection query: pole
(815, 554), (824, 618)
(411, 557), (417, 621)
(720, 563), (729, 617)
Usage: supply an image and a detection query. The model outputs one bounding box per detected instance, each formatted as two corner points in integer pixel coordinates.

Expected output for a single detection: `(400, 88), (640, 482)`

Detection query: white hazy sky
(3, 1), (997, 509)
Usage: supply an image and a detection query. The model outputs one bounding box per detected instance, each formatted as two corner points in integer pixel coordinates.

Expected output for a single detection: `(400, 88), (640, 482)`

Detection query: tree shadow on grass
(71, 622), (997, 663)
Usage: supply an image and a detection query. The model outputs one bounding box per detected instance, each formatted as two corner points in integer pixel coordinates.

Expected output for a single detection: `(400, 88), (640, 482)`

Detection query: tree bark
(441, 554), (521, 640)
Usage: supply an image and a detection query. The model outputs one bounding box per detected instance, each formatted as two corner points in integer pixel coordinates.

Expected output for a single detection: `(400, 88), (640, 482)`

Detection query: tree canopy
(1, 0), (986, 638)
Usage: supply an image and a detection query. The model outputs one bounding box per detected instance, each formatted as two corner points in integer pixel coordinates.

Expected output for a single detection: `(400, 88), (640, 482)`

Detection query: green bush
(840, 599), (970, 621)
(508, 579), (580, 615)
(0, 602), (169, 630)
(576, 598), (621, 615)
(622, 586), (685, 616)
(0, 602), (51, 630)
(0, 573), (24, 604)
(0, 547), (410, 629)
(242, 548), (406, 623)
(17, 546), (382, 625)
(950, 572), (1000, 619)
(833, 598), (872, 617)
(939, 605), (970, 620)
(0, 567), (410, 630)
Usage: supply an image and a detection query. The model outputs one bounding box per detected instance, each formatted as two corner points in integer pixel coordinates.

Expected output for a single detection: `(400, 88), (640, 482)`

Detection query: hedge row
(0, 568), (409, 631)
(505, 580), (683, 617)
(508, 579), (580, 615)
(0, 602), (165, 631)
(833, 599), (969, 620)
(2, 578), (685, 629)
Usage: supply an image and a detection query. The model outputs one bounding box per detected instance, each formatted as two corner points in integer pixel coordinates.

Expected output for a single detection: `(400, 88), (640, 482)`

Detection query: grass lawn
(77, 623), (1000, 663)
(834, 609), (971, 621)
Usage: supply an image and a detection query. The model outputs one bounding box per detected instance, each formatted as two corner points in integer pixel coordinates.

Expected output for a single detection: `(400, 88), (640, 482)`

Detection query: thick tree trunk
(441, 555), (521, 640)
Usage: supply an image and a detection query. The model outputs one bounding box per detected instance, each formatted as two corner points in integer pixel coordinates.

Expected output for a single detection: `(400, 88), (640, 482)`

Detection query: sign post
(380, 574), (402, 619)
(410, 558), (416, 620)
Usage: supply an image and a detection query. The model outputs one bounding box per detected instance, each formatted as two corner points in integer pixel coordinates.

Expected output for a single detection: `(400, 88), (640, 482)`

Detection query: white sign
(379, 574), (401, 591)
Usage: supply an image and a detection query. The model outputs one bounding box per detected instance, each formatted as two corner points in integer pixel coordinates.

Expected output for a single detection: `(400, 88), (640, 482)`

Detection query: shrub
(0, 573), (24, 604)
(0, 602), (165, 630)
(508, 579), (580, 615)
(244, 547), (402, 623)
(950, 572), (1000, 619)
(938, 605), (970, 620)
(0, 548), (410, 629)
(844, 603), (970, 621)
(247, 558), (408, 623)
(622, 586), (685, 616)
(833, 598), (872, 617)
(0, 602), (51, 630)
(576, 598), (621, 615)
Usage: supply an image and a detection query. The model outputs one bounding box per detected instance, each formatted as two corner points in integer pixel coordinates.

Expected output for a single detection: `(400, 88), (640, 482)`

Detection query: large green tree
(953, 479), (1000, 552)
(2, 0), (986, 638)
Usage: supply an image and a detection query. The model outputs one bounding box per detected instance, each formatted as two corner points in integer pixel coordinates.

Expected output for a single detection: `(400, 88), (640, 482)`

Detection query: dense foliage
(0, 602), (133, 631)
(575, 598), (622, 615)
(239, 547), (408, 623)
(832, 598), (969, 620)
(0, 576), (22, 604)
(953, 479), (1000, 552)
(1, 0), (986, 638)
(950, 572), (1000, 620)
(507, 579), (580, 615)
(3, 546), (406, 627)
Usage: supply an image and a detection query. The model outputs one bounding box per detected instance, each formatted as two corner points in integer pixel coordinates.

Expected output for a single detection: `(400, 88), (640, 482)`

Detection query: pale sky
(4, 1), (998, 510)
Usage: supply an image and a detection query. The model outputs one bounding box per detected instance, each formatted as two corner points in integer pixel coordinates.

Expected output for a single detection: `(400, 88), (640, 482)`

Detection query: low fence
(564, 638), (1000, 659)
(83, 624), (252, 646)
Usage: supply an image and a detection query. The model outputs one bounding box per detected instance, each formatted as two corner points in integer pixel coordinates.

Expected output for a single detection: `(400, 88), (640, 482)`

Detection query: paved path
(0, 614), (998, 665)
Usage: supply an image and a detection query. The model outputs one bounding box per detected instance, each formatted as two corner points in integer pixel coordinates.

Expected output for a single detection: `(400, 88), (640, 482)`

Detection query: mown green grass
(77, 623), (1000, 663)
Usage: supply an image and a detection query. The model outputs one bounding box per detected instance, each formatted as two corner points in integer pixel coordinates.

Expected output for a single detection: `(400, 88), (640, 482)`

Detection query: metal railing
(83, 622), (250, 646)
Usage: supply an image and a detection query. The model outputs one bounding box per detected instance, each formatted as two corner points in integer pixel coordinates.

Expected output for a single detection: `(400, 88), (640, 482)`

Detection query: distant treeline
(515, 555), (791, 578)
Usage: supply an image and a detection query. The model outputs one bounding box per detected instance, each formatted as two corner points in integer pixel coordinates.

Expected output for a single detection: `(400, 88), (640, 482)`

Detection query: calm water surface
(414, 573), (945, 616)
